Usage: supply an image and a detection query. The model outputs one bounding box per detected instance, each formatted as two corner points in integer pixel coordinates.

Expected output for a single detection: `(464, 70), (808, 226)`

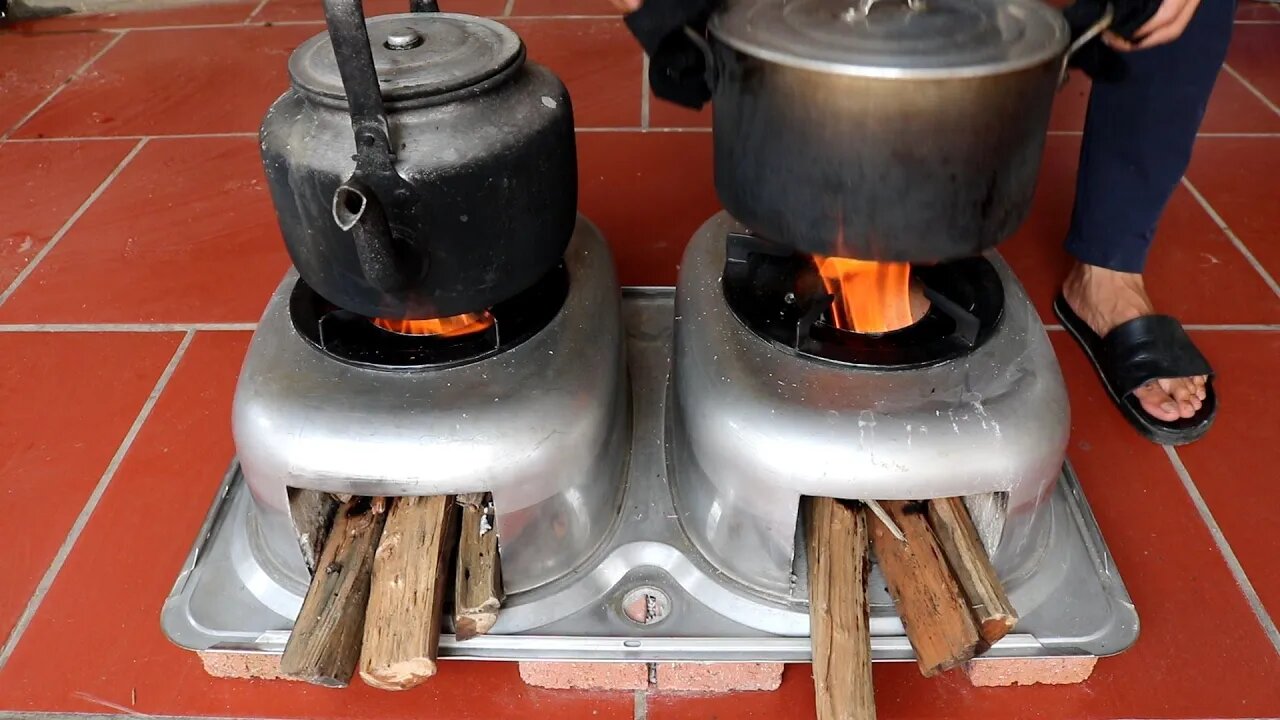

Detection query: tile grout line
(1223, 63), (1280, 119)
(1181, 176), (1280, 299)
(502, 0), (516, 16)
(0, 138), (149, 310)
(1163, 445), (1280, 655)
(4, 132), (258, 142)
(0, 323), (257, 332)
(640, 53), (651, 129)
(0, 330), (196, 673)
(633, 689), (648, 720)
(244, 0), (273, 23)
(0, 30), (127, 142)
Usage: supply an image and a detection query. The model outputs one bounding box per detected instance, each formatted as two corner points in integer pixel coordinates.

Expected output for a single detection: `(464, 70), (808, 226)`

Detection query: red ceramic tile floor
(1237, 0), (1280, 19)
(2, 4), (1280, 720)
(0, 137), (290, 324)
(254, 0), (504, 22)
(1227, 24), (1280, 109)
(1186, 136), (1280, 281)
(14, 25), (319, 138)
(1000, 135), (1280, 325)
(0, 332), (180, 642)
(510, 0), (622, 15)
(0, 32), (115, 138)
(0, 140), (135, 289)
(577, 131), (720, 285)
(648, 92), (711, 129)
(2, 1), (257, 31)
(1176, 332), (1280, 621)
(505, 18), (643, 127)
(0, 331), (635, 720)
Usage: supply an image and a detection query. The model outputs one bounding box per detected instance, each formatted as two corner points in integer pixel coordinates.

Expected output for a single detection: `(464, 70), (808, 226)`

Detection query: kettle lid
(709, 0), (1067, 79)
(289, 12), (523, 104)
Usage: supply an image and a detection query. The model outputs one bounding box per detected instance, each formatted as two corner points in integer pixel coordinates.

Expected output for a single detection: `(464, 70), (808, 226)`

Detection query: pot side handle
(682, 26), (720, 95)
(1059, 3), (1114, 86)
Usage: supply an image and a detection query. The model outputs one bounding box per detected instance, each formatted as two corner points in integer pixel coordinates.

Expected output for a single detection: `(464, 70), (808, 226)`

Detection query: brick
(518, 661), (649, 691)
(964, 656), (1098, 687)
(198, 651), (296, 681)
(655, 662), (784, 692)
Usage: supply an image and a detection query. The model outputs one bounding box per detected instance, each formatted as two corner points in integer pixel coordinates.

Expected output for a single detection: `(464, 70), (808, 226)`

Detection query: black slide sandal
(1053, 294), (1217, 446)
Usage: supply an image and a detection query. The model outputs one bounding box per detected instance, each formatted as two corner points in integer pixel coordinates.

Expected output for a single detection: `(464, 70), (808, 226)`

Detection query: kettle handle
(323, 0), (394, 168)
(321, 0), (424, 295)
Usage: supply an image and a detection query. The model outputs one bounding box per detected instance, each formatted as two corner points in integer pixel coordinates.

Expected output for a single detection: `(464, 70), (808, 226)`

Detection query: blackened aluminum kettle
(260, 0), (577, 320)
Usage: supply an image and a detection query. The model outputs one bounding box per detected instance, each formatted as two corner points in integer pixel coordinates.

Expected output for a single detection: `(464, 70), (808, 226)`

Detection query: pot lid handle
(844, 0), (923, 21)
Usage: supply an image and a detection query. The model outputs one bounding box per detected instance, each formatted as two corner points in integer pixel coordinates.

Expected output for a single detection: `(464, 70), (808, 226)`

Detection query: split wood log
(359, 494), (459, 691)
(287, 489), (340, 575)
(279, 496), (388, 688)
(927, 497), (1018, 648)
(455, 493), (504, 641)
(805, 497), (876, 720)
(868, 500), (981, 677)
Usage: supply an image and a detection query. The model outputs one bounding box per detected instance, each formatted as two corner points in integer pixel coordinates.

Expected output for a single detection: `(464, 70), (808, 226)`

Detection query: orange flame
(373, 311), (494, 337)
(815, 256), (916, 333)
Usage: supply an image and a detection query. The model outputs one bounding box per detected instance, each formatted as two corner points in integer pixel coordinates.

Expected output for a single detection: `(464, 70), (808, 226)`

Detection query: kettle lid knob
(384, 29), (425, 51)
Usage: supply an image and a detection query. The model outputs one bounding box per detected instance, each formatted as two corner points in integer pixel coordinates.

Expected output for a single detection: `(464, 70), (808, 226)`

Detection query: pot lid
(708, 0), (1068, 79)
(290, 13), (523, 104)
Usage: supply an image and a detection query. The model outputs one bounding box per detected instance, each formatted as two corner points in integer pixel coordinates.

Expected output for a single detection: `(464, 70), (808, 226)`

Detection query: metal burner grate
(289, 263), (570, 371)
(721, 232), (1005, 369)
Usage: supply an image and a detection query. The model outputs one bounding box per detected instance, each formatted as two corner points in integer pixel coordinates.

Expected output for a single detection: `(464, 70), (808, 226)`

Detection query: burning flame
(815, 256), (916, 333)
(373, 311), (494, 337)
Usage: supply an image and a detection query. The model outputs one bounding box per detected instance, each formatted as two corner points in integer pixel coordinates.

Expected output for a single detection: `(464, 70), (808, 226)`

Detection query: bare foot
(1062, 263), (1208, 422)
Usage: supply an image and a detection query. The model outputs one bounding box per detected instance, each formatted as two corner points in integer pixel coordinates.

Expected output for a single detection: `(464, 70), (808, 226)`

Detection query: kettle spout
(332, 182), (420, 294)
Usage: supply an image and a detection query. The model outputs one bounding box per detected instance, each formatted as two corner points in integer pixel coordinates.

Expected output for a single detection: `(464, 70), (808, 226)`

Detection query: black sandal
(1053, 294), (1217, 446)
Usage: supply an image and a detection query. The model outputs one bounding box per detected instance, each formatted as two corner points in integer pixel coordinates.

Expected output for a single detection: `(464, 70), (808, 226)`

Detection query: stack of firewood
(806, 496), (1017, 719)
(278, 492), (502, 690)
(279, 489), (1014, 716)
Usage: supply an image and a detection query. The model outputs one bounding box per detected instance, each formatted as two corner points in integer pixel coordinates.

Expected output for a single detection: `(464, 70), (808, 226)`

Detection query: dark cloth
(1065, 0), (1235, 274)
(623, 0), (719, 109)
(1064, 0), (1164, 82)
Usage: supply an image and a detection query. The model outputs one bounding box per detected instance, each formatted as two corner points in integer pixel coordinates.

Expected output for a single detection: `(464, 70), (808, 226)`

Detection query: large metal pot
(260, 0), (577, 320)
(702, 0), (1105, 263)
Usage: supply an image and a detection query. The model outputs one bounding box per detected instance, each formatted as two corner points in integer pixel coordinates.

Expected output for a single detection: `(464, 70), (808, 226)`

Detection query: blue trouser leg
(1064, 0), (1236, 273)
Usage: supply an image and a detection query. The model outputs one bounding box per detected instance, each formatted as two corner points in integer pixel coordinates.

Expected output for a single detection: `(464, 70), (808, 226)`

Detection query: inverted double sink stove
(163, 212), (1138, 664)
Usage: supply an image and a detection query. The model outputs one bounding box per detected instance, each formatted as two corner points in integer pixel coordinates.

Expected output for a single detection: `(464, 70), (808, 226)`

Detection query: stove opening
(721, 232), (1004, 369)
(813, 256), (930, 334)
(290, 262), (570, 371)
(372, 311), (495, 338)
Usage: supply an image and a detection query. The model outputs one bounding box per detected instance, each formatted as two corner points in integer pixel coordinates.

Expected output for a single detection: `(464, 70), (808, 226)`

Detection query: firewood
(287, 489), (339, 575)
(805, 497), (875, 720)
(455, 492), (504, 641)
(359, 495), (459, 690)
(927, 497), (1017, 648)
(869, 500), (981, 677)
(279, 496), (388, 688)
